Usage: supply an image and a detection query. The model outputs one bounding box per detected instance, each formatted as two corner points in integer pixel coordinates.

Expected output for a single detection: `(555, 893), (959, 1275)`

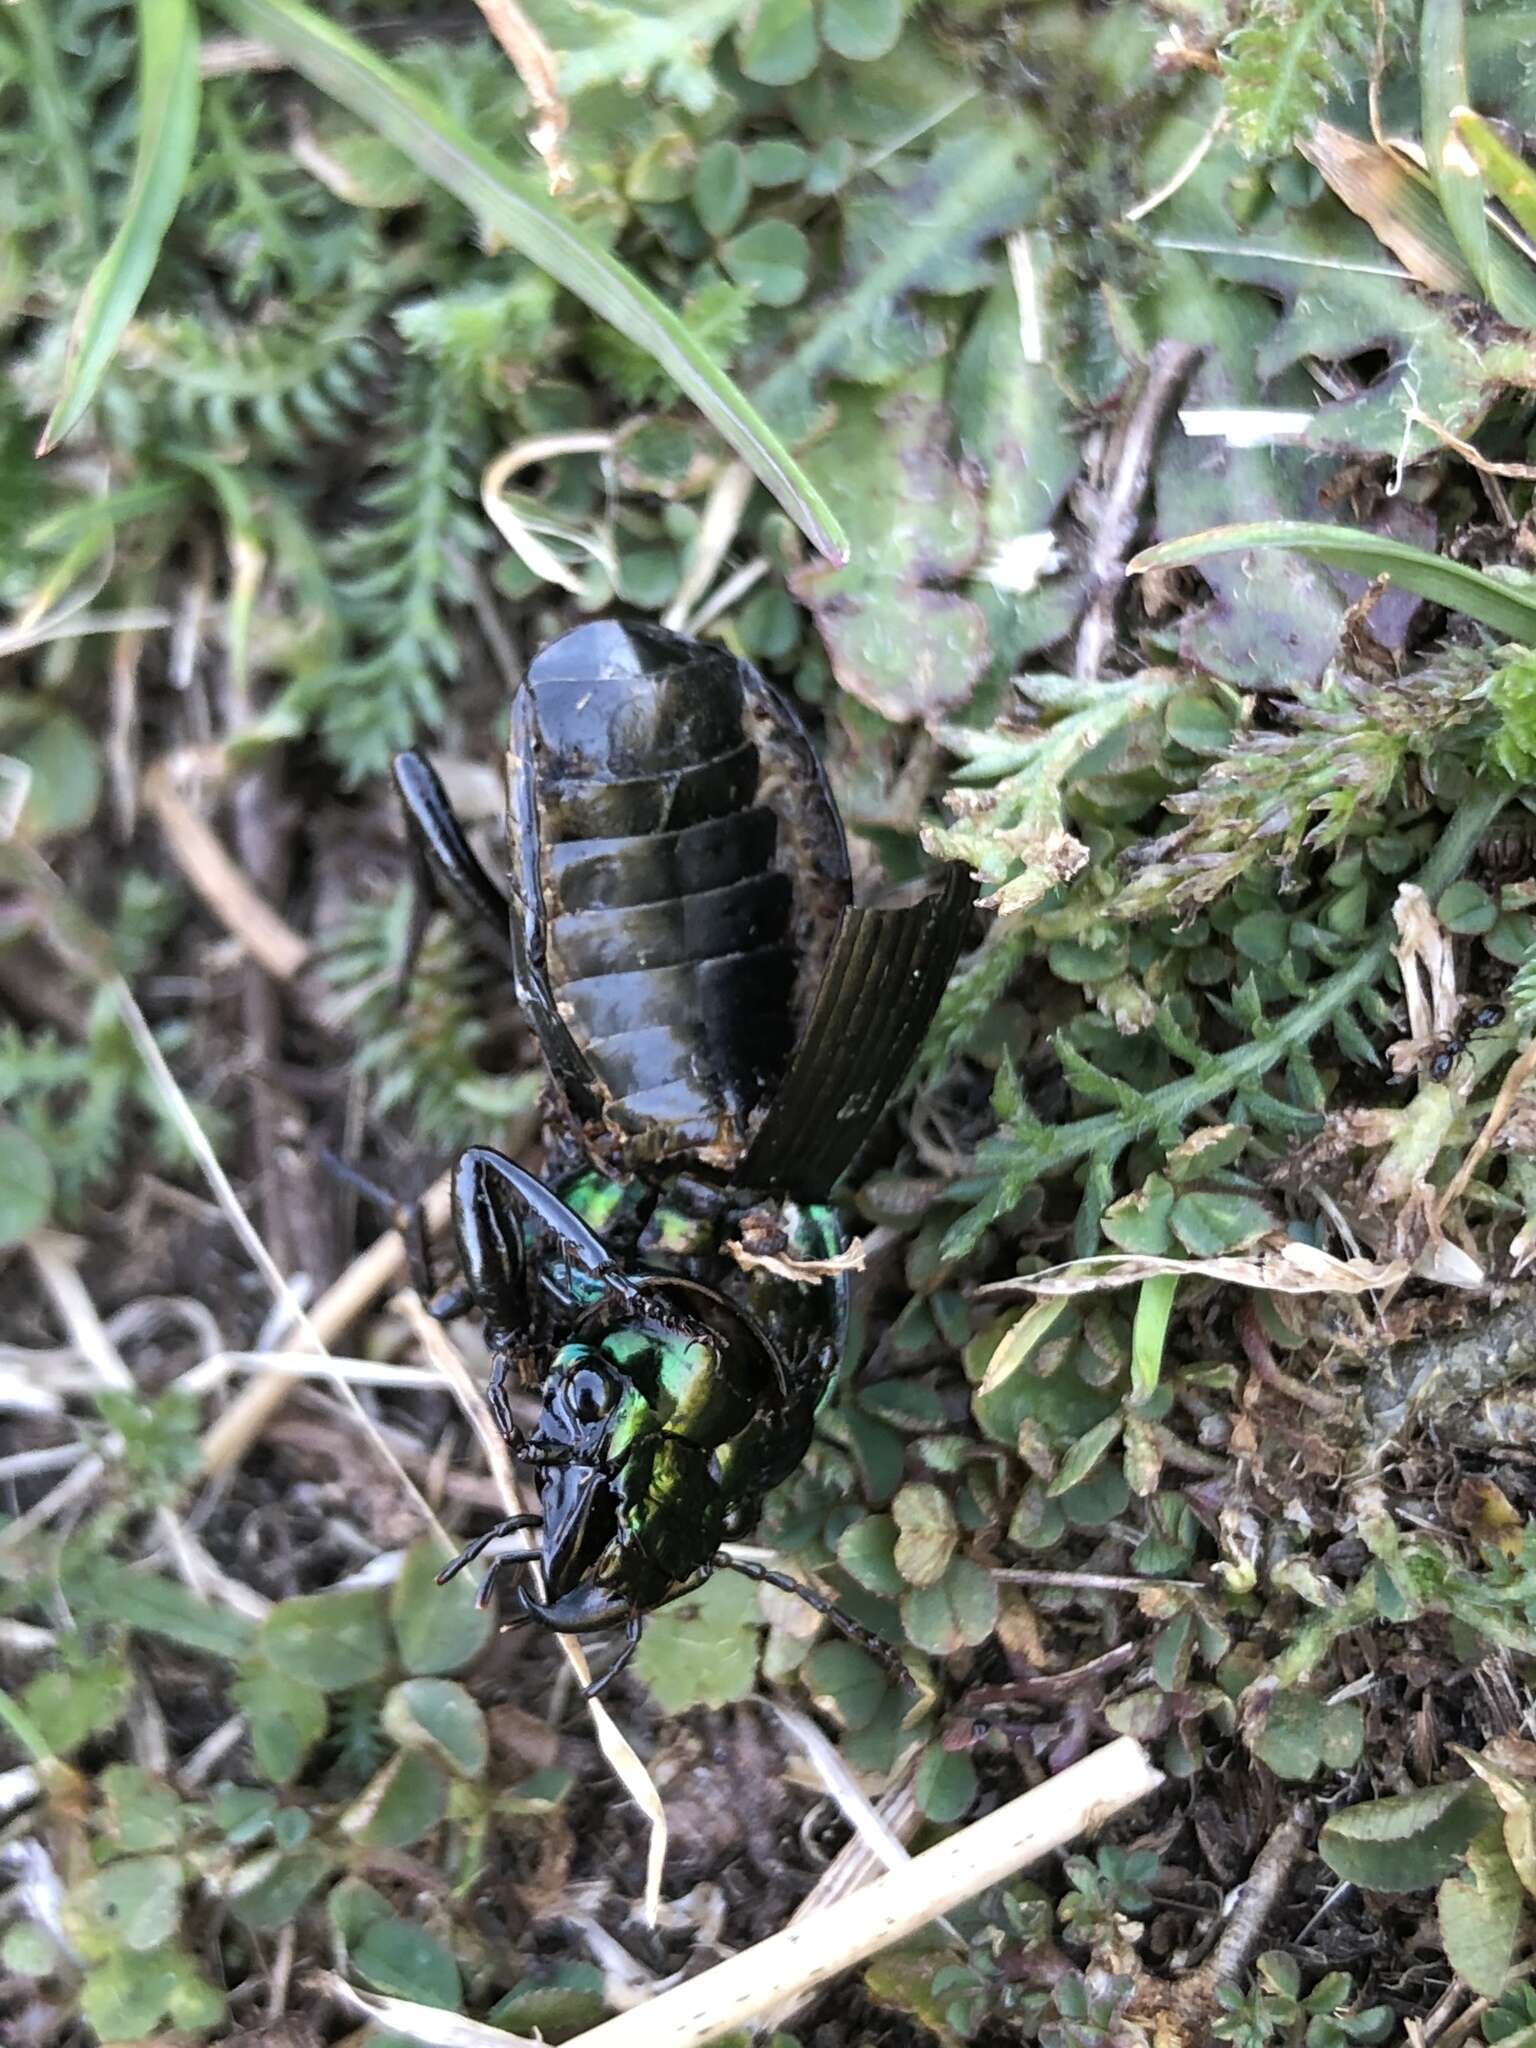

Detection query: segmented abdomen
(513, 623), (799, 1157)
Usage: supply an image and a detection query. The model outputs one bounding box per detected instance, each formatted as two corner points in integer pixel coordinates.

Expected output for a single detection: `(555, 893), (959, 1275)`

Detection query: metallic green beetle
(397, 620), (971, 1694)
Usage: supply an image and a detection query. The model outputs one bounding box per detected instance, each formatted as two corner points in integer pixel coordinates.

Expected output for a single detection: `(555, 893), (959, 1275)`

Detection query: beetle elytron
(396, 619), (970, 1693)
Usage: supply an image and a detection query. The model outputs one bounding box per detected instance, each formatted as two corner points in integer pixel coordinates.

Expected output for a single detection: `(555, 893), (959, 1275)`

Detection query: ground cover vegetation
(13, 0), (1536, 2041)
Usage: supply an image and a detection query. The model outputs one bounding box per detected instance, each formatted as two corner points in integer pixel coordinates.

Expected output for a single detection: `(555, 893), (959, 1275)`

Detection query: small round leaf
(391, 1539), (493, 1676)
(382, 1678), (488, 1778)
(722, 220), (811, 306)
(693, 140), (750, 237)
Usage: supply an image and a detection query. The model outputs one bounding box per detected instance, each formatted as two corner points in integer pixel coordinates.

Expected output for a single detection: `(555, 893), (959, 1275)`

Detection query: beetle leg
(582, 1613), (643, 1700)
(392, 750), (513, 995)
(429, 1283), (475, 1325)
(486, 1350), (526, 1448)
(436, 1514), (542, 1585)
(714, 1553), (910, 1685)
(473, 1548), (543, 1610)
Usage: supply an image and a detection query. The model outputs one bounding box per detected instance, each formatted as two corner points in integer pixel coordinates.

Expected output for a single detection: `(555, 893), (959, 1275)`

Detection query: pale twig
(178, 1713), (248, 1789)
(994, 1567), (1202, 1593)
(471, 0), (570, 193)
(1123, 109), (1226, 223)
(25, 1234), (135, 1389)
(1006, 231), (1043, 362)
(0, 1445), (86, 1484)
(395, 1294), (671, 1927)
(143, 750), (311, 982)
(684, 557), (770, 637)
(200, 1174), (452, 1476)
(0, 607), (173, 659)
(1436, 1039), (1536, 1225)
(665, 460), (754, 631)
(0, 1456), (107, 1551)
(758, 1708), (966, 2022)
(198, 34), (284, 75)
(482, 433), (614, 592)
(180, 1350), (452, 1396)
(151, 1506), (272, 1622)
(331, 1738), (1161, 2048)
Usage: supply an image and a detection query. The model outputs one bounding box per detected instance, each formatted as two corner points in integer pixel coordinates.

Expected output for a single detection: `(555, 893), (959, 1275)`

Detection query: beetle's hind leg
(715, 1553), (909, 1685)
(393, 750), (514, 996)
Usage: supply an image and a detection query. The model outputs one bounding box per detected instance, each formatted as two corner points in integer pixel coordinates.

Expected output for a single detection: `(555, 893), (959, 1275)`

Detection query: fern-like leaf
(282, 362), (488, 779)
(1221, 0), (1377, 163)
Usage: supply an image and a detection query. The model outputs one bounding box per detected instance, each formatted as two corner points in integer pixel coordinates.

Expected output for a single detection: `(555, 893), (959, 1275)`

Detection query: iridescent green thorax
(513, 1160), (850, 1614)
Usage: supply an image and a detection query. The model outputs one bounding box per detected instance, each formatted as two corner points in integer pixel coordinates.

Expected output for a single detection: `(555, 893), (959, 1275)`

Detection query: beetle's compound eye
(569, 1366), (618, 1422)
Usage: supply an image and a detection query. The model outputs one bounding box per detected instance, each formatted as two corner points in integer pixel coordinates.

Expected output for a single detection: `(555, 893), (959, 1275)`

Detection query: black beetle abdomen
(548, 808), (779, 915)
(511, 620), (827, 1163)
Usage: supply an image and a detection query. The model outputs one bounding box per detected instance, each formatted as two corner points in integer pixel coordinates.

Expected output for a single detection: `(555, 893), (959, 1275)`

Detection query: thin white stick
(144, 753), (311, 982)
(685, 557), (769, 637)
(179, 1350), (452, 1396)
(481, 433), (613, 592)
(26, 1234), (135, 1388)
(665, 460), (753, 632)
(109, 976), (450, 1548)
(331, 1739), (1161, 2048)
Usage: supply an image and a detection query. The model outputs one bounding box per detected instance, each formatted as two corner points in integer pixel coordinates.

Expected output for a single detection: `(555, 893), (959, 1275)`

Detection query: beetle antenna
(713, 1553), (911, 1686)
(318, 1148), (440, 1298)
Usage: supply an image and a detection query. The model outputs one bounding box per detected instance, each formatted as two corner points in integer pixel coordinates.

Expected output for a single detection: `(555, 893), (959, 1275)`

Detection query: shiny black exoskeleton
(395, 620), (971, 1693)
(1427, 1001), (1507, 1082)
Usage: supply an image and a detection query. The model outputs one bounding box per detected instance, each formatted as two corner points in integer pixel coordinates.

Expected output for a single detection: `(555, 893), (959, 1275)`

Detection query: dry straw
(326, 1734), (1162, 2048)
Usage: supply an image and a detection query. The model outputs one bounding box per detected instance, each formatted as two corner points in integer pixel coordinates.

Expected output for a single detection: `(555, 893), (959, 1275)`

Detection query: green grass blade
(1422, 0), (1489, 295)
(39, 0), (201, 454)
(1131, 1273), (1178, 1403)
(1452, 108), (1536, 249)
(207, 0), (849, 564)
(1130, 521), (1536, 644)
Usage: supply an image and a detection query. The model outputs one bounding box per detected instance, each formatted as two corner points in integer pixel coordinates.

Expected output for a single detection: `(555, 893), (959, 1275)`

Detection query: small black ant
(1426, 1002), (1506, 1082)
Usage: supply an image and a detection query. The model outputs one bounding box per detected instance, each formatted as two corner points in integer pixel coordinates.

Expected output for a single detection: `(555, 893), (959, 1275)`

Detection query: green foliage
(0, 875), (208, 1224)
(1059, 1848), (1159, 1944)
(94, 1388), (204, 1507)
(1222, 0), (1377, 161)
(2, 1545), (501, 2040)
(285, 362), (487, 779)
(320, 886), (540, 1151)
(1488, 645), (1536, 785)
(632, 1567), (762, 1710)
(1214, 1952), (1393, 2046)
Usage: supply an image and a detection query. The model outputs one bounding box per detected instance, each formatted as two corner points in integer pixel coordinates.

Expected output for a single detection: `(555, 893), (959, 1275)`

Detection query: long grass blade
(1452, 107), (1536, 248)
(39, 0), (201, 453)
(1421, 0), (1489, 296)
(1131, 520), (1536, 643)
(206, 0), (848, 564)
